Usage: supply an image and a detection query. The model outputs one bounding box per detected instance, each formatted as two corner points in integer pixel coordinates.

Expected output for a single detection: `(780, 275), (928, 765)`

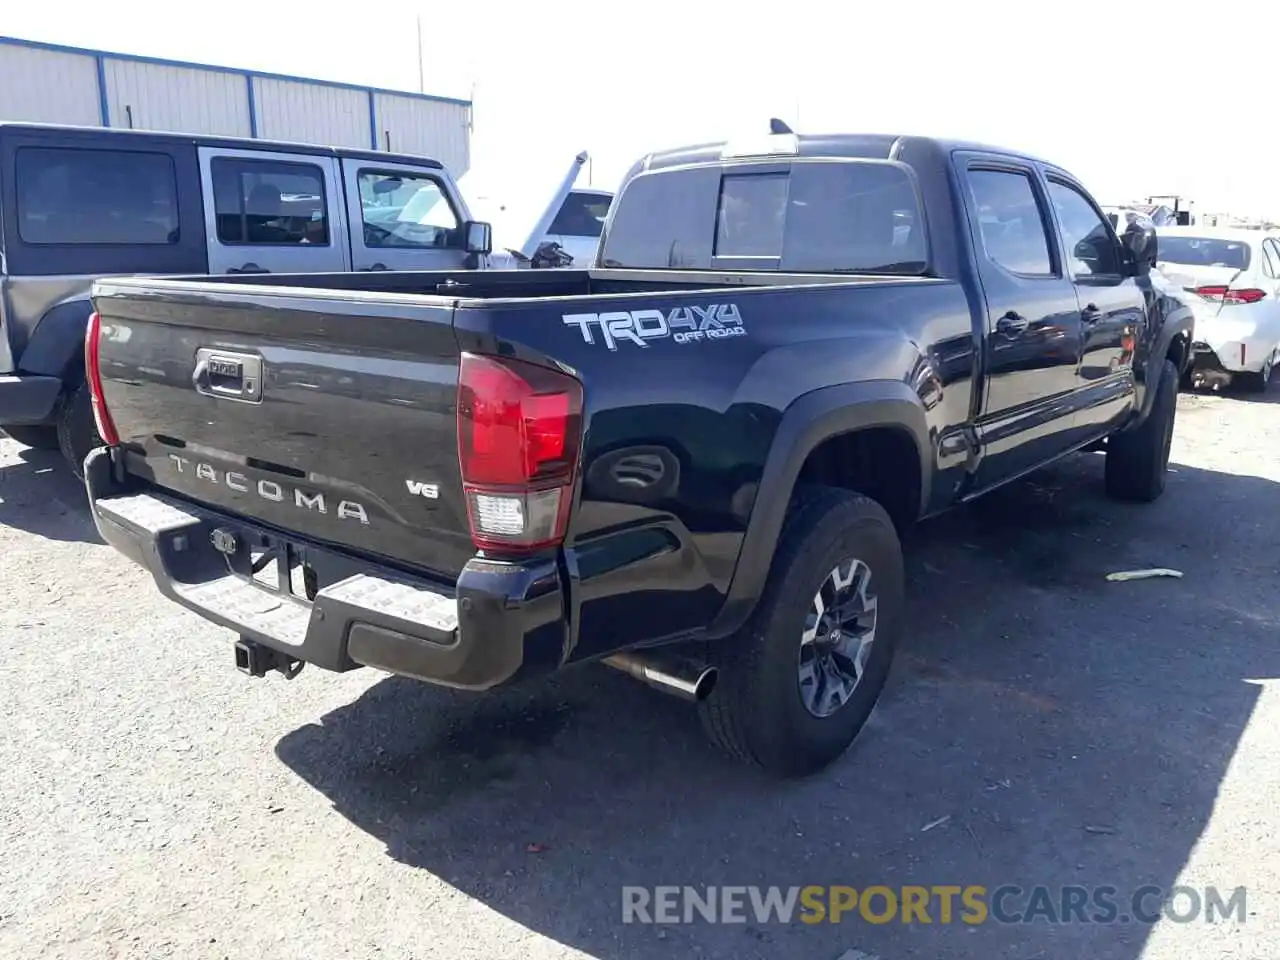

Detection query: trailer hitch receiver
(234, 637), (304, 679)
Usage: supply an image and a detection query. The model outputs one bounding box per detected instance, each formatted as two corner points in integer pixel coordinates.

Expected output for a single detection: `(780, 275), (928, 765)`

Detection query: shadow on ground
(276, 451), (1278, 960)
(0, 441), (100, 543)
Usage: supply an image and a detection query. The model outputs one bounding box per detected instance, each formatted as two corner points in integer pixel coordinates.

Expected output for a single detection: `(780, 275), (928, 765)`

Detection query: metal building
(0, 35), (471, 174)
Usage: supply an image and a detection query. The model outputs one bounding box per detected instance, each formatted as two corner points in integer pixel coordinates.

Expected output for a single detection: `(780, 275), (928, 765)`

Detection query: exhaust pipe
(603, 651), (717, 702)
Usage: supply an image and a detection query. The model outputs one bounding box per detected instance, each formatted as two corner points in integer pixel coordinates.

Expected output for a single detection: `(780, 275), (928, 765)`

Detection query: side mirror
(463, 221), (493, 255)
(1119, 221), (1157, 274)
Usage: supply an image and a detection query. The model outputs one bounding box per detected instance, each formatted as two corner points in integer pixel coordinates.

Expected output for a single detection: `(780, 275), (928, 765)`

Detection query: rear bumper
(1191, 340), (1275, 377)
(1190, 325), (1277, 374)
(0, 373), (62, 425)
(85, 448), (568, 690)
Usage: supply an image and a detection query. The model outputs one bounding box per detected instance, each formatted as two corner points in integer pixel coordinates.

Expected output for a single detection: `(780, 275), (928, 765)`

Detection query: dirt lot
(1, 390), (1278, 960)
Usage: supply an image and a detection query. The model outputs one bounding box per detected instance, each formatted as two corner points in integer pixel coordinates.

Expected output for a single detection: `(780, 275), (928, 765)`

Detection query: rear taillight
(85, 311), (119, 446)
(457, 352), (583, 554)
(1192, 285), (1267, 304)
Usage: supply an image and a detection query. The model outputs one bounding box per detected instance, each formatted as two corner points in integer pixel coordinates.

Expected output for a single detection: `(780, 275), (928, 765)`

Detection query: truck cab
(0, 122), (493, 471)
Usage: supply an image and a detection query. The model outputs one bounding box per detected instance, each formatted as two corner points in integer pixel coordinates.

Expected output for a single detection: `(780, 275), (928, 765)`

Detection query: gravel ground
(2, 389), (1278, 960)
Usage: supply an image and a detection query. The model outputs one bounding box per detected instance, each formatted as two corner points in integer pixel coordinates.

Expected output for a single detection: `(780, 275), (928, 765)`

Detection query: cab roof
(0, 121), (444, 170)
(635, 132), (1056, 172)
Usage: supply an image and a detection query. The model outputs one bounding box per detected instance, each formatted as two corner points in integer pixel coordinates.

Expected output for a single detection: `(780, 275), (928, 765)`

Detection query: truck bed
(91, 266), (960, 590)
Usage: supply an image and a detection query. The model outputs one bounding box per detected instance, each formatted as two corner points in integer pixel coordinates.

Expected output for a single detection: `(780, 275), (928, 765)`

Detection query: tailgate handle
(193, 349), (263, 403)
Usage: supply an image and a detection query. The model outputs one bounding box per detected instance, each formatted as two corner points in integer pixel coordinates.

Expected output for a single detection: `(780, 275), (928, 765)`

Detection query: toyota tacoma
(84, 129), (1193, 777)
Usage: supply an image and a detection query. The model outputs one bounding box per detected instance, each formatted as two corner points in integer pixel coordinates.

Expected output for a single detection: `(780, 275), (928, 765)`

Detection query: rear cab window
(600, 159), (928, 273)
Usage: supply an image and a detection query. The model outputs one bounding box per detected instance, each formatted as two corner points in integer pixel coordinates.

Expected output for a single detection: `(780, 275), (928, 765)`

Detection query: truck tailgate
(92, 280), (474, 581)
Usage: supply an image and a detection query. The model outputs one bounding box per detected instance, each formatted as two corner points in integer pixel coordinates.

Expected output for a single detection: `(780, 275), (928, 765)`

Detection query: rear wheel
(699, 485), (903, 777)
(2, 424), (60, 450)
(1105, 358), (1177, 502)
(56, 382), (102, 479)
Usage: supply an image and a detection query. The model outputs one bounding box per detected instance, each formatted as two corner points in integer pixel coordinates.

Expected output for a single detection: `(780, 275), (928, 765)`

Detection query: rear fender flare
(18, 298), (94, 384)
(706, 379), (931, 639)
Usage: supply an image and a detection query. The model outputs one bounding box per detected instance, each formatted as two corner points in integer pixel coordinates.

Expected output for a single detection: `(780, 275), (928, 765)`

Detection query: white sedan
(1155, 226), (1280, 391)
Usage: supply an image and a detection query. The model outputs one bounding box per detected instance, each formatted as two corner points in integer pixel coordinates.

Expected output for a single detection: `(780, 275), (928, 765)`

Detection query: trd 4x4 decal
(562, 303), (744, 350)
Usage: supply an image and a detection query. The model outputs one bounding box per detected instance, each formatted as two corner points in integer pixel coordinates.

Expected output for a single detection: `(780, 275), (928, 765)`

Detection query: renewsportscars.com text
(621, 884), (1247, 926)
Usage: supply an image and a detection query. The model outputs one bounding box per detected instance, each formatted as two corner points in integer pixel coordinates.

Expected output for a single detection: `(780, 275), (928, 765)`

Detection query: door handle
(227, 262), (269, 275)
(360, 262), (389, 272)
(192, 349), (263, 403)
(996, 312), (1030, 337)
(1082, 304), (1102, 324)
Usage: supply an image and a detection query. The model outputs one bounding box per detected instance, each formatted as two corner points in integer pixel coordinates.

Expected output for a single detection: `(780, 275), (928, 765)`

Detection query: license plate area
(213, 526), (319, 601)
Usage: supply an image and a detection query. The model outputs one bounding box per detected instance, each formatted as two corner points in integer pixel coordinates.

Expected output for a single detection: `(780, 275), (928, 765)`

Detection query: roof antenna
(769, 117), (793, 135)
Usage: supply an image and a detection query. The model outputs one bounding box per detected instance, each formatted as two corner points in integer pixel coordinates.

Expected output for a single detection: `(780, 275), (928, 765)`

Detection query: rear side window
(15, 147), (179, 245)
(602, 161), (926, 272)
(211, 158), (329, 246)
(966, 169), (1053, 276)
(549, 191), (612, 238)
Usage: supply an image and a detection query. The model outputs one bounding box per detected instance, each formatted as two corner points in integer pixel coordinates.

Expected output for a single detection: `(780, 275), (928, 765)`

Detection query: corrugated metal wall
(0, 43), (100, 126)
(104, 59), (251, 137)
(373, 93), (469, 176)
(0, 37), (471, 172)
(252, 77), (369, 150)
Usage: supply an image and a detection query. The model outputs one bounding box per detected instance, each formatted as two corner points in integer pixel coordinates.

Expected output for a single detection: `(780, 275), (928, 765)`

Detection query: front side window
(16, 147), (179, 245)
(358, 170), (459, 249)
(966, 169), (1054, 276)
(1047, 180), (1121, 277)
(212, 158), (329, 246)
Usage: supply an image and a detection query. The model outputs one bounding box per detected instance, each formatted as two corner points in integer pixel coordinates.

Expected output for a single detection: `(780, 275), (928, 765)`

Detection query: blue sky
(7, 0), (1277, 217)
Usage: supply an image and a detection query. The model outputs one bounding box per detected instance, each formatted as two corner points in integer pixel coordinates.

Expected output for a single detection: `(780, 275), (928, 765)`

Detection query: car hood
(459, 152), (590, 261)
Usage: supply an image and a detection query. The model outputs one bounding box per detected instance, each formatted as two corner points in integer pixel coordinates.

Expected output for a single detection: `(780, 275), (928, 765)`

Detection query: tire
(56, 382), (102, 480)
(1233, 358), (1271, 393)
(699, 485), (904, 777)
(2, 424), (60, 451)
(1105, 358), (1177, 503)
(1235, 371), (1268, 393)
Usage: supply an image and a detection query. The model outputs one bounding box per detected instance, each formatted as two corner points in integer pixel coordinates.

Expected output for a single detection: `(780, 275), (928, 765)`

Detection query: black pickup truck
(85, 130), (1193, 777)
